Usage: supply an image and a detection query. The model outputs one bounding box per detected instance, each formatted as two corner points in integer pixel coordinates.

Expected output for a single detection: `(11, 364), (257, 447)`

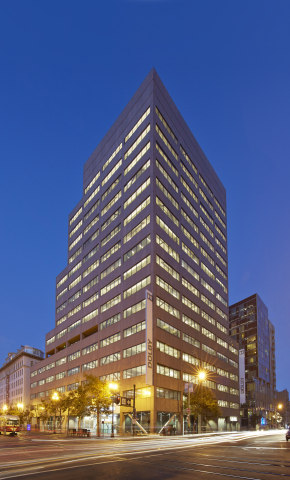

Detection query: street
(0, 430), (289, 479)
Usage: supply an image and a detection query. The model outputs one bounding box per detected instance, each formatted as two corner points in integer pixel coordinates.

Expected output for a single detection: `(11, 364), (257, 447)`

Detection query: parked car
(285, 430), (290, 441)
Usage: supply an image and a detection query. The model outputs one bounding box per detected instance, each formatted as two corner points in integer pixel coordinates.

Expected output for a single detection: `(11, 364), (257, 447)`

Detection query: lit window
(123, 365), (146, 379)
(83, 245), (99, 263)
(156, 197), (179, 227)
(83, 229), (99, 250)
(156, 234), (179, 262)
(123, 255), (150, 280)
(201, 310), (215, 326)
(216, 292), (227, 307)
(156, 178), (179, 210)
(69, 275), (81, 290)
(182, 313), (200, 331)
(123, 215), (150, 244)
(124, 235), (151, 262)
(100, 352), (121, 366)
(157, 255), (179, 280)
(84, 185), (100, 208)
(69, 261), (82, 277)
(82, 360), (98, 371)
(100, 332), (121, 348)
(181, 161), (198, 189)
(157, 275), (179, 299)
(156, 215), (179, 244)
(200, 216), (214, 238)
(84, 171), (100, 194)
(124, 178), (150, 210)
(83, 276), (98, 294)
(182, 277), (199, 298)
(214, 197), (226, 217)
(201, 277), (215, 296)
(156, 297), (180, 319)
(199, 188), (213, 211)
(183, 332), (200, 348)
(101, 258), (121, 280)
(123, 275), (151, 299)
(84, 199), (100, 222)
(182, 242), (199, 265)
(83, 292), (98, 308)
(202, 327), (215, 341)
(82, 308), (98, 324)
(124, 124), (150, 160)
(69, 220), (83, 238)
(125, 107), (150, 143)
(82, 342), (98, 355)
(202, 344), (216, 356)
(124, 160), (150, 192)
(199, 174), (213, 197)
(68, 304), (81, 318)
(69, 233), (82, 251)
(215, 224), (226, 242)
(181, 259), (199, 281)
(180, 144), (197, 174)
(102, 176), (121, 203)
(182, 295), (199, 314)
(124, 197), (150, 227)
(216, 250), (227, 267)
(101, 241), (121, 263)
(70, 207), (82, 226)
(156, 143), (178, 177)
(83, 259), (99, 279)
(123, 300), (145, 319)
(181, 176), (198, 203)
(103, 143), (122, 171)
(124, 320), (145, 337)
(102, 159), (122, 187)
(201, 262), (215, 279)
(155, 124), (178, 160)
(84, 215), (99, 236)
(155, 107), (178, 144)
(157, 340), (180, 358)
(101, 224), (121, 247)
(183, 352), (199, 366)
(215, 210), (226, 229)
(100, 294), (121, 313)
(101, 276), (121, 296)
(157, 364), (180, 379)
(124, 142), (150, 176)
(100, 313), (121, 331)
(57, 275), (68, 289)
(123, 342), (146, 358)
(101, 191), (122, 217)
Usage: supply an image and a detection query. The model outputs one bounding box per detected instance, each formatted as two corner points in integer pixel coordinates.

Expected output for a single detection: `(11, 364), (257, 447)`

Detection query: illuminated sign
(239, 349), (246, 404)
(145, 290), (153, 385)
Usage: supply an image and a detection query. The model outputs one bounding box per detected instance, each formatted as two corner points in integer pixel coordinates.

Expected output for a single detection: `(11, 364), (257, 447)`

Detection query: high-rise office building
(229, 293), (276, 427)
(30, 69), (240, 433)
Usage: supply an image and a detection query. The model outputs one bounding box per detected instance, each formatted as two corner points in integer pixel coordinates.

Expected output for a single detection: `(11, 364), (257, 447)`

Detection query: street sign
(189, 382), (194, 393)
(187, 408), (191, 413)
(184, 382), (189, 393)
(121, 397), (132, 407)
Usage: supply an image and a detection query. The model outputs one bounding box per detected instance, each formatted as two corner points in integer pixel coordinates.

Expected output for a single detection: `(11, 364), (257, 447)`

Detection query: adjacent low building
(30, 68), (240, 434)
(229, 294), (276, 428)
(0, 346), (44, 410)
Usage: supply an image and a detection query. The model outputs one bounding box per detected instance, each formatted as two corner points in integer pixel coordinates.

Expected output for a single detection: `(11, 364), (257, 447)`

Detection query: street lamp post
(198, 370), (206, 434)
(52, 392), (59, 434)
(109, 383), (118, 438)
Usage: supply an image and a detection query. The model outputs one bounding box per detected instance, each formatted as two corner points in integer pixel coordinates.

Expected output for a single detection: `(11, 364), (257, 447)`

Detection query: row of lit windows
(124, 159), (150, 193)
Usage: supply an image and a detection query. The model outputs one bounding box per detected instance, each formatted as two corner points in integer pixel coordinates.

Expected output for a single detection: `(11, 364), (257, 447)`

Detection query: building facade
(229, 294), (276, 428)
(0, 346), (44, 410)
(30, 69), (240, 433)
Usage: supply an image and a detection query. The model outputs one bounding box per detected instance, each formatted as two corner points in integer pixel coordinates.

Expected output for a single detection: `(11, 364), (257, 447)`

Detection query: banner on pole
(146, 290), (153, 385)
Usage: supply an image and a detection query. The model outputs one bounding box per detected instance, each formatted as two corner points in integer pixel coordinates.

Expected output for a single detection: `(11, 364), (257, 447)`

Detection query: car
(285, 430), (290, 441)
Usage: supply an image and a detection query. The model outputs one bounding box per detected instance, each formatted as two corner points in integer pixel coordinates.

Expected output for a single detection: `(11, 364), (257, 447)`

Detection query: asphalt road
(0, 430), (289, 479)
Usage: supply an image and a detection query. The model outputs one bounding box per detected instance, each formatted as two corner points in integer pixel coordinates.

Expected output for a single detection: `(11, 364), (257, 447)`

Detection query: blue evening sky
(0, 0), (289, 391)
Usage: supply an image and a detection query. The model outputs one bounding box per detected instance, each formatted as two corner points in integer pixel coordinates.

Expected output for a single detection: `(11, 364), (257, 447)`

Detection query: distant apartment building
(29, 68), (240, 433)
(0, 346), (44, 410)
(229, 294), (276, 427)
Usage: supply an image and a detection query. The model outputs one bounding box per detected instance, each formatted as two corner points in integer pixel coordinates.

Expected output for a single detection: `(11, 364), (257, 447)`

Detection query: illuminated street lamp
(198, 369), (207, 434)
(17, 403), (23, 410)
(109, 383), (118, 438)
(52, 392), (59, 434)
(3, 405), (8, 412)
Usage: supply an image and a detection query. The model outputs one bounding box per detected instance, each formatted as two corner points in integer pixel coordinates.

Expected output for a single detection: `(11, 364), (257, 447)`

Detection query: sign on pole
(187, 408), (191, 414)
(239, 349), (246, 404)
(189, 382), (194, 393)
(145, 290), (153, 385)
(184, 383), (189, 393)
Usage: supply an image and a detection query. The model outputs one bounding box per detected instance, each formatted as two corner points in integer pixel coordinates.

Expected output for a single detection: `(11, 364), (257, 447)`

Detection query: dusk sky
(1, 0), (289, 391)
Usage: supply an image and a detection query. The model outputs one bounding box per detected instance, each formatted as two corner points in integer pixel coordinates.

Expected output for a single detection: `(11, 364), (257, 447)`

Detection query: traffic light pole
(133, 384), (136, 437)
(111, 396), (114, 438)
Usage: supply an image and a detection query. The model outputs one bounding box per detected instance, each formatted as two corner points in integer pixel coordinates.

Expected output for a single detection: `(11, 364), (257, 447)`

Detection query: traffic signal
(114, 395), (121, 405)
